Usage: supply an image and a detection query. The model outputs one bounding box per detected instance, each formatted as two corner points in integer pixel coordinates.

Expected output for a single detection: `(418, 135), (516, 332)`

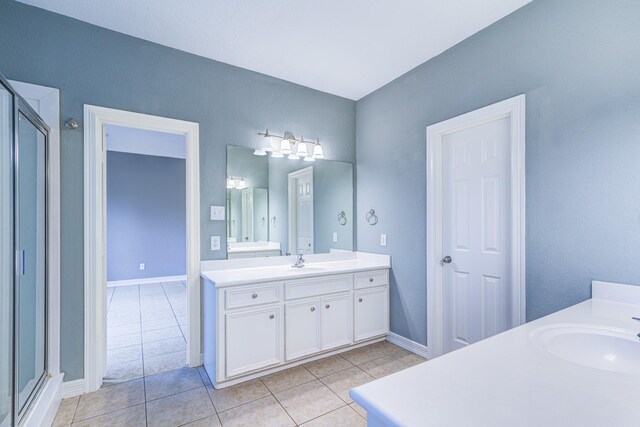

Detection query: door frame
(288, 166), (314, 254)
(84, 105), (200, 393)
(425, 94), (525, 360)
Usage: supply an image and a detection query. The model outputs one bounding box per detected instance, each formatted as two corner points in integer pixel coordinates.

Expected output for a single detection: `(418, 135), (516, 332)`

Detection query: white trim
(287, 166), (314, 254)
(425, 94), (526, 360)
(385, 332), (429, 359)
(20, 374), (63, 427)
(107, 275), (187, 288)
(59, 379), (85, 399)
(84, 105), (200, 393)
(9, 80), (62, 379)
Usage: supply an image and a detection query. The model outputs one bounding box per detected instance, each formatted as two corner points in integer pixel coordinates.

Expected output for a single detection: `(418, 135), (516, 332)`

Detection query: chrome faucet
(292, 250), (305, 268)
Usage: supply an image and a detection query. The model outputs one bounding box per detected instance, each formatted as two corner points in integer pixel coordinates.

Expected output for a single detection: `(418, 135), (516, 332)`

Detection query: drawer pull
(252, 293), (258, 299)
(369, 278), (374, 282)
(269, 314), (275, 319)
(310, 307), (316, 312)
(325, 304), (330, 309)
(359, 298), (363, 303)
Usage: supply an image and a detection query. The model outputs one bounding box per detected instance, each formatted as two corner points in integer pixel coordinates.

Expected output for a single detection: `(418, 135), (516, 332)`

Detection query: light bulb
(271, 151), (283, 158)
(226, 178), (235, 189)
(253, 149), (266, 156)
(263, 136), (273, 152)
(236, 179), (247, 190)
(297, 142), (309, 158)
(280, 138), (292, 154)
(312, 144), (324, 159)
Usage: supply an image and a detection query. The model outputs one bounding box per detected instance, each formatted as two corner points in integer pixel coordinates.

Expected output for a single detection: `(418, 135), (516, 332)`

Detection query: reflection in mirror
(226, 145), (354, 259)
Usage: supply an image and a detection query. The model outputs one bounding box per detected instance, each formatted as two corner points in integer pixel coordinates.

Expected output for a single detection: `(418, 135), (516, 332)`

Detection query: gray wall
(107, 151), (186, 281)
(356, 0), (640, 346)
(0, 0), (355, 381)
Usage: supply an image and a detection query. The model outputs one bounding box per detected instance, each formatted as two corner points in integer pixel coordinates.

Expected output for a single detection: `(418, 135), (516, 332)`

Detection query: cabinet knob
(252, 293), (258, 299)
(310, 307), (316, 312)
(325, 304), (330, 309)
(369, 278), (374, 282)
(269, 314), (275, 319)
(358, 298), (363, 302)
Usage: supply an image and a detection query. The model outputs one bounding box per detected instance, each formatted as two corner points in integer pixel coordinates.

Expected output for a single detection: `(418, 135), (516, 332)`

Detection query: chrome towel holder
(366, 209), (378, 225)
(338, 211), (347, 226)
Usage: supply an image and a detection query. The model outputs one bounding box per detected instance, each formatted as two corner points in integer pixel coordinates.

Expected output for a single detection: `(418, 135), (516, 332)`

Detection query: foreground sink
(288, 266), (327, 272)
(530, 324), (640, 374)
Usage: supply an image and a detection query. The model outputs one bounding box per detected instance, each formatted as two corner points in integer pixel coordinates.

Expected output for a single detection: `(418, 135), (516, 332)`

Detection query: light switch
(139, 263), (145, 270)
(380, 234), (387, 247)
(333, 232), (338, 242)
(210, 206), (225, 221)
(211, 236), (220, 251)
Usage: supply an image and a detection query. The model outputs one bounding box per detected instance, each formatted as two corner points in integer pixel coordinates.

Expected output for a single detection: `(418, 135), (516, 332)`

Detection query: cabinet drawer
(354, 269), (388, 289)
(285, 274), (352, 300)
(225, 283), (281, 310)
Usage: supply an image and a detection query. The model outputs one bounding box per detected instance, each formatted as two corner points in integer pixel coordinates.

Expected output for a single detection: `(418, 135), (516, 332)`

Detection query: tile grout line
(161, 281), (188, 343)
(136, 285), (151, 427)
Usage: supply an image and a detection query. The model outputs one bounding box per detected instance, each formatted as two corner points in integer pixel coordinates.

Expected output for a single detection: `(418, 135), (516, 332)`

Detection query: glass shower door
(0, 82), (14, 427)
(15, 108), (47, 418)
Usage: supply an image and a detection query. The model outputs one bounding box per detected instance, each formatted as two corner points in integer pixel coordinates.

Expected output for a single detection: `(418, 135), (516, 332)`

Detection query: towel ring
(366, 209), (378, 226)
(261, 217), (266, 228)
(338, 211), (347, 226)
(271, 216), (277, 228)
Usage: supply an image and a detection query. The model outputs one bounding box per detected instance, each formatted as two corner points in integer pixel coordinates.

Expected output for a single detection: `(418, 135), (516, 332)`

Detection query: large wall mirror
(226, 145), (354, 259)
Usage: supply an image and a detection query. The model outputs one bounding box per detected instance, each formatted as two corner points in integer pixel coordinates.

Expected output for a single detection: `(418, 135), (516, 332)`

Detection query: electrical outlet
(211, 236), (221, 251)
(333, 232), (338, 242)
(380, 234), (387, 247)
(210, 206), (225, 221)
(139, 263), (145, 270)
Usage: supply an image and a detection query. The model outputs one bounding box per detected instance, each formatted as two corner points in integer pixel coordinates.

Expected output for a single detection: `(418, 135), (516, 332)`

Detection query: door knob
(442, 255), (452, 264)
(310, 307), (316, 312)
(325, 304), (330, 309)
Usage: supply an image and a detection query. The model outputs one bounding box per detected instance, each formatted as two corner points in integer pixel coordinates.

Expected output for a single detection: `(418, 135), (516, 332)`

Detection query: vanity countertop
(201, 252), (390, 288)
(350, 281), (640, 426)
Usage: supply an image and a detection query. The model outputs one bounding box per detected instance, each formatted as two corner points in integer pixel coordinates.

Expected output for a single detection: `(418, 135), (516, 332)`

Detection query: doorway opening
(425, 95), (525, 360)
(84, 106), (200, 393)
(104, 125), (187, 384)
(288, 166), (314, 255)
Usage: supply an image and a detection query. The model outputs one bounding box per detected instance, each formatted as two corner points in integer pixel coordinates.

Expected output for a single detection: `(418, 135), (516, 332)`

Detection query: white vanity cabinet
(202, 256), (390, 389)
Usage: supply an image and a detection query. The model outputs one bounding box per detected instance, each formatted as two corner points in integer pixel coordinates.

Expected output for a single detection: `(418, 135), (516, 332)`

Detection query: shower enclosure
(1, 74), (49, 426)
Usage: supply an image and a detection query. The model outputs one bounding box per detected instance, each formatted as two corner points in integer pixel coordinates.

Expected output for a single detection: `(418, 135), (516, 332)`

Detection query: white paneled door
(442, 117), (511, 354)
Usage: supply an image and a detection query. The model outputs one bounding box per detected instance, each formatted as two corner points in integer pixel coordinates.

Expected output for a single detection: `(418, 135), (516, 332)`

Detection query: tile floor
(105, 281), (188, 384)
(53, 341), (427, 426)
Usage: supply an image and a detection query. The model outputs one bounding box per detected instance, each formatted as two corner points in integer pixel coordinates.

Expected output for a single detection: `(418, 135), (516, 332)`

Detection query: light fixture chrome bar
(257, 129), (321, 145)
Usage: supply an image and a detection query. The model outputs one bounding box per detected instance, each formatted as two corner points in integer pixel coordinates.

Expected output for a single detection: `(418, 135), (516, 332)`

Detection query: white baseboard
(386, 332), (429, 359)
(107, 275), (187, 287)
(21, 373), (63, 427)
(60, 379), (85, 399)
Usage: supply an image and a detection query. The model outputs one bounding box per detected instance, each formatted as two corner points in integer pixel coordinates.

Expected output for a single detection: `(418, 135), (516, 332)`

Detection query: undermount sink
(288, 266), (327, 272)
(530, 324), (640, 374)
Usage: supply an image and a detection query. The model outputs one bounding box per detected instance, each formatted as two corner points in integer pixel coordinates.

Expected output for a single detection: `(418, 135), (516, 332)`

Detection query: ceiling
(17, 0), (532, 100)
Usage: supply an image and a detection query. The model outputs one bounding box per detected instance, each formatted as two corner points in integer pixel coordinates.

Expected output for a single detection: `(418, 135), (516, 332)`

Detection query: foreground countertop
(201, 252), (390, 288)
(350, 282), (640, 427)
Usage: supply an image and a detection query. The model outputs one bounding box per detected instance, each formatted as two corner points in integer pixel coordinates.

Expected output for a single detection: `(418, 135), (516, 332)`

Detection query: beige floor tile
(198, 366), (212, 386)
(146, 387), (215, 427)
(261, 365), (316, 393)
(274, 379), (345, 424)
(142, 326), (183, 343)
(217, 395), (295, 427)
(350, 402), (367, 420)
(340, 344), (387, 366)
(104, 357), (144, 383)
(143, 336), (186, 358)
(358, 355), (409, 378)
(319, 367), (374, 404)
(304, 355), (354, 378)
(144, 350), (186, 376)
(107, 343), (142, 365)
(301, 405), (366, 427)
(182, 414), (222, 426)
(52, 396), (79, 427)
(145, 367), (204, 401)
(398, 352), (428, 367)
(71, 403), (146, 427)
(73, 379), (145, 422)
(107, 331), (142, 350)
(207, 379), (270, 412)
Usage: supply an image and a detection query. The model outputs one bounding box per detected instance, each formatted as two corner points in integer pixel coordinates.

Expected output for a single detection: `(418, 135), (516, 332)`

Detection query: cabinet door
(354, 287), (389, 342)
(226, 306), (281, 378)
(321, 294), (352, 351)
(285, 300), (321, 361)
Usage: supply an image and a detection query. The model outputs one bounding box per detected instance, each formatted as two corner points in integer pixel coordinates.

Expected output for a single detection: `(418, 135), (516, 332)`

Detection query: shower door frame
(13, 95), (50, 424)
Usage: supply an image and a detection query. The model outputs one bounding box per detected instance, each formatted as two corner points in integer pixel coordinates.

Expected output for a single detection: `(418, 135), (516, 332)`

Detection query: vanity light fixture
(256, 129), (325, 160)
(226, 177), (235, 189)
(227, 177), (246, 190)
